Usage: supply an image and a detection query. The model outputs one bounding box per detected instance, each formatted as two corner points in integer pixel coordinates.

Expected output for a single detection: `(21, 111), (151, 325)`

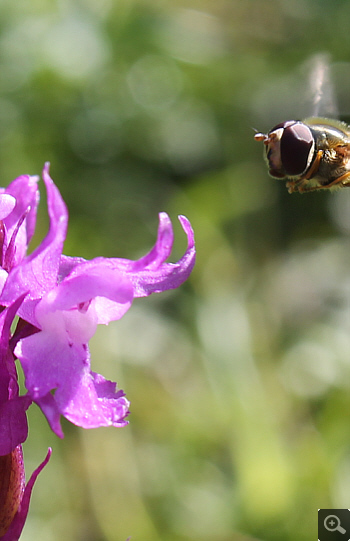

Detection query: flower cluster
(0, 164), (195, 540)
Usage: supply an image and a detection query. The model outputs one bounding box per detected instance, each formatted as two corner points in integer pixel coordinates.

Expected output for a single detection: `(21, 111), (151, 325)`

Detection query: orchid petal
(0, 398), (30, 456)
(33, 394), (63, 438)
(56, 370), (130, 429)
(0, 195), (16, 221)
(0, 297), (30, 454)
(15, 330), (129, 430)
(58, 213), (195, 323)
(0, 164), (68, 325)
(2, 175), (39, 247)
(43, 263), (134, 311)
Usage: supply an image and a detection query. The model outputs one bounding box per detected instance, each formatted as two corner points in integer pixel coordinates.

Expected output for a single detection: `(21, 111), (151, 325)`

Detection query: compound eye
(280, 122), (314, 176)
(270, 120), (296, 132)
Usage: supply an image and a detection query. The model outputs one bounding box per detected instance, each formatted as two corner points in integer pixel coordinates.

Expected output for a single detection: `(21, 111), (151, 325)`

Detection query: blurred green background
(4, 0), (350, 540)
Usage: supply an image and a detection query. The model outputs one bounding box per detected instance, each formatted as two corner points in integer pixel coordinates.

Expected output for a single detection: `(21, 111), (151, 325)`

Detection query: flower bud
(0, 446), (25, 537)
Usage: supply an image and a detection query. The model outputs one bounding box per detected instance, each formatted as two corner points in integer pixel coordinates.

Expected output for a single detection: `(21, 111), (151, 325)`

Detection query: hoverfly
(254, 55), (350, 193)
(254, 117), (350, 193)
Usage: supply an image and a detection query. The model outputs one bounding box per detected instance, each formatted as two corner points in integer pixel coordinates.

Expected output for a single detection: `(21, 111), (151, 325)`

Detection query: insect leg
(297, 172), (350, 192)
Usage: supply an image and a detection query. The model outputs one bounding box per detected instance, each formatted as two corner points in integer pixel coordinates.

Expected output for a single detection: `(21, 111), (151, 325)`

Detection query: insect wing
(251, 54), (338, 127)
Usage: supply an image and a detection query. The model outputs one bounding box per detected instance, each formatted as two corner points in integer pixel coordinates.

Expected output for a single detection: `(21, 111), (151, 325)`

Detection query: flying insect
(254, 117), (350, 193)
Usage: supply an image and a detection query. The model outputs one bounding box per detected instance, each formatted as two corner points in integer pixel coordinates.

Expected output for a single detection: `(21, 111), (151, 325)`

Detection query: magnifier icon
(324, 515), (346, 534)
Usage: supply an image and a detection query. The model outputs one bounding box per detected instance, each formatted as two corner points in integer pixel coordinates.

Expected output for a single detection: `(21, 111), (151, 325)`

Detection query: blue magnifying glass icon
(324, 515), (346, 534)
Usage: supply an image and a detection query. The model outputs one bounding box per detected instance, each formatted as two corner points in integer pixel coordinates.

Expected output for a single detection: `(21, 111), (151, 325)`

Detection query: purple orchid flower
(0, 163), (195, 539)
(0, 164), (195, 437)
